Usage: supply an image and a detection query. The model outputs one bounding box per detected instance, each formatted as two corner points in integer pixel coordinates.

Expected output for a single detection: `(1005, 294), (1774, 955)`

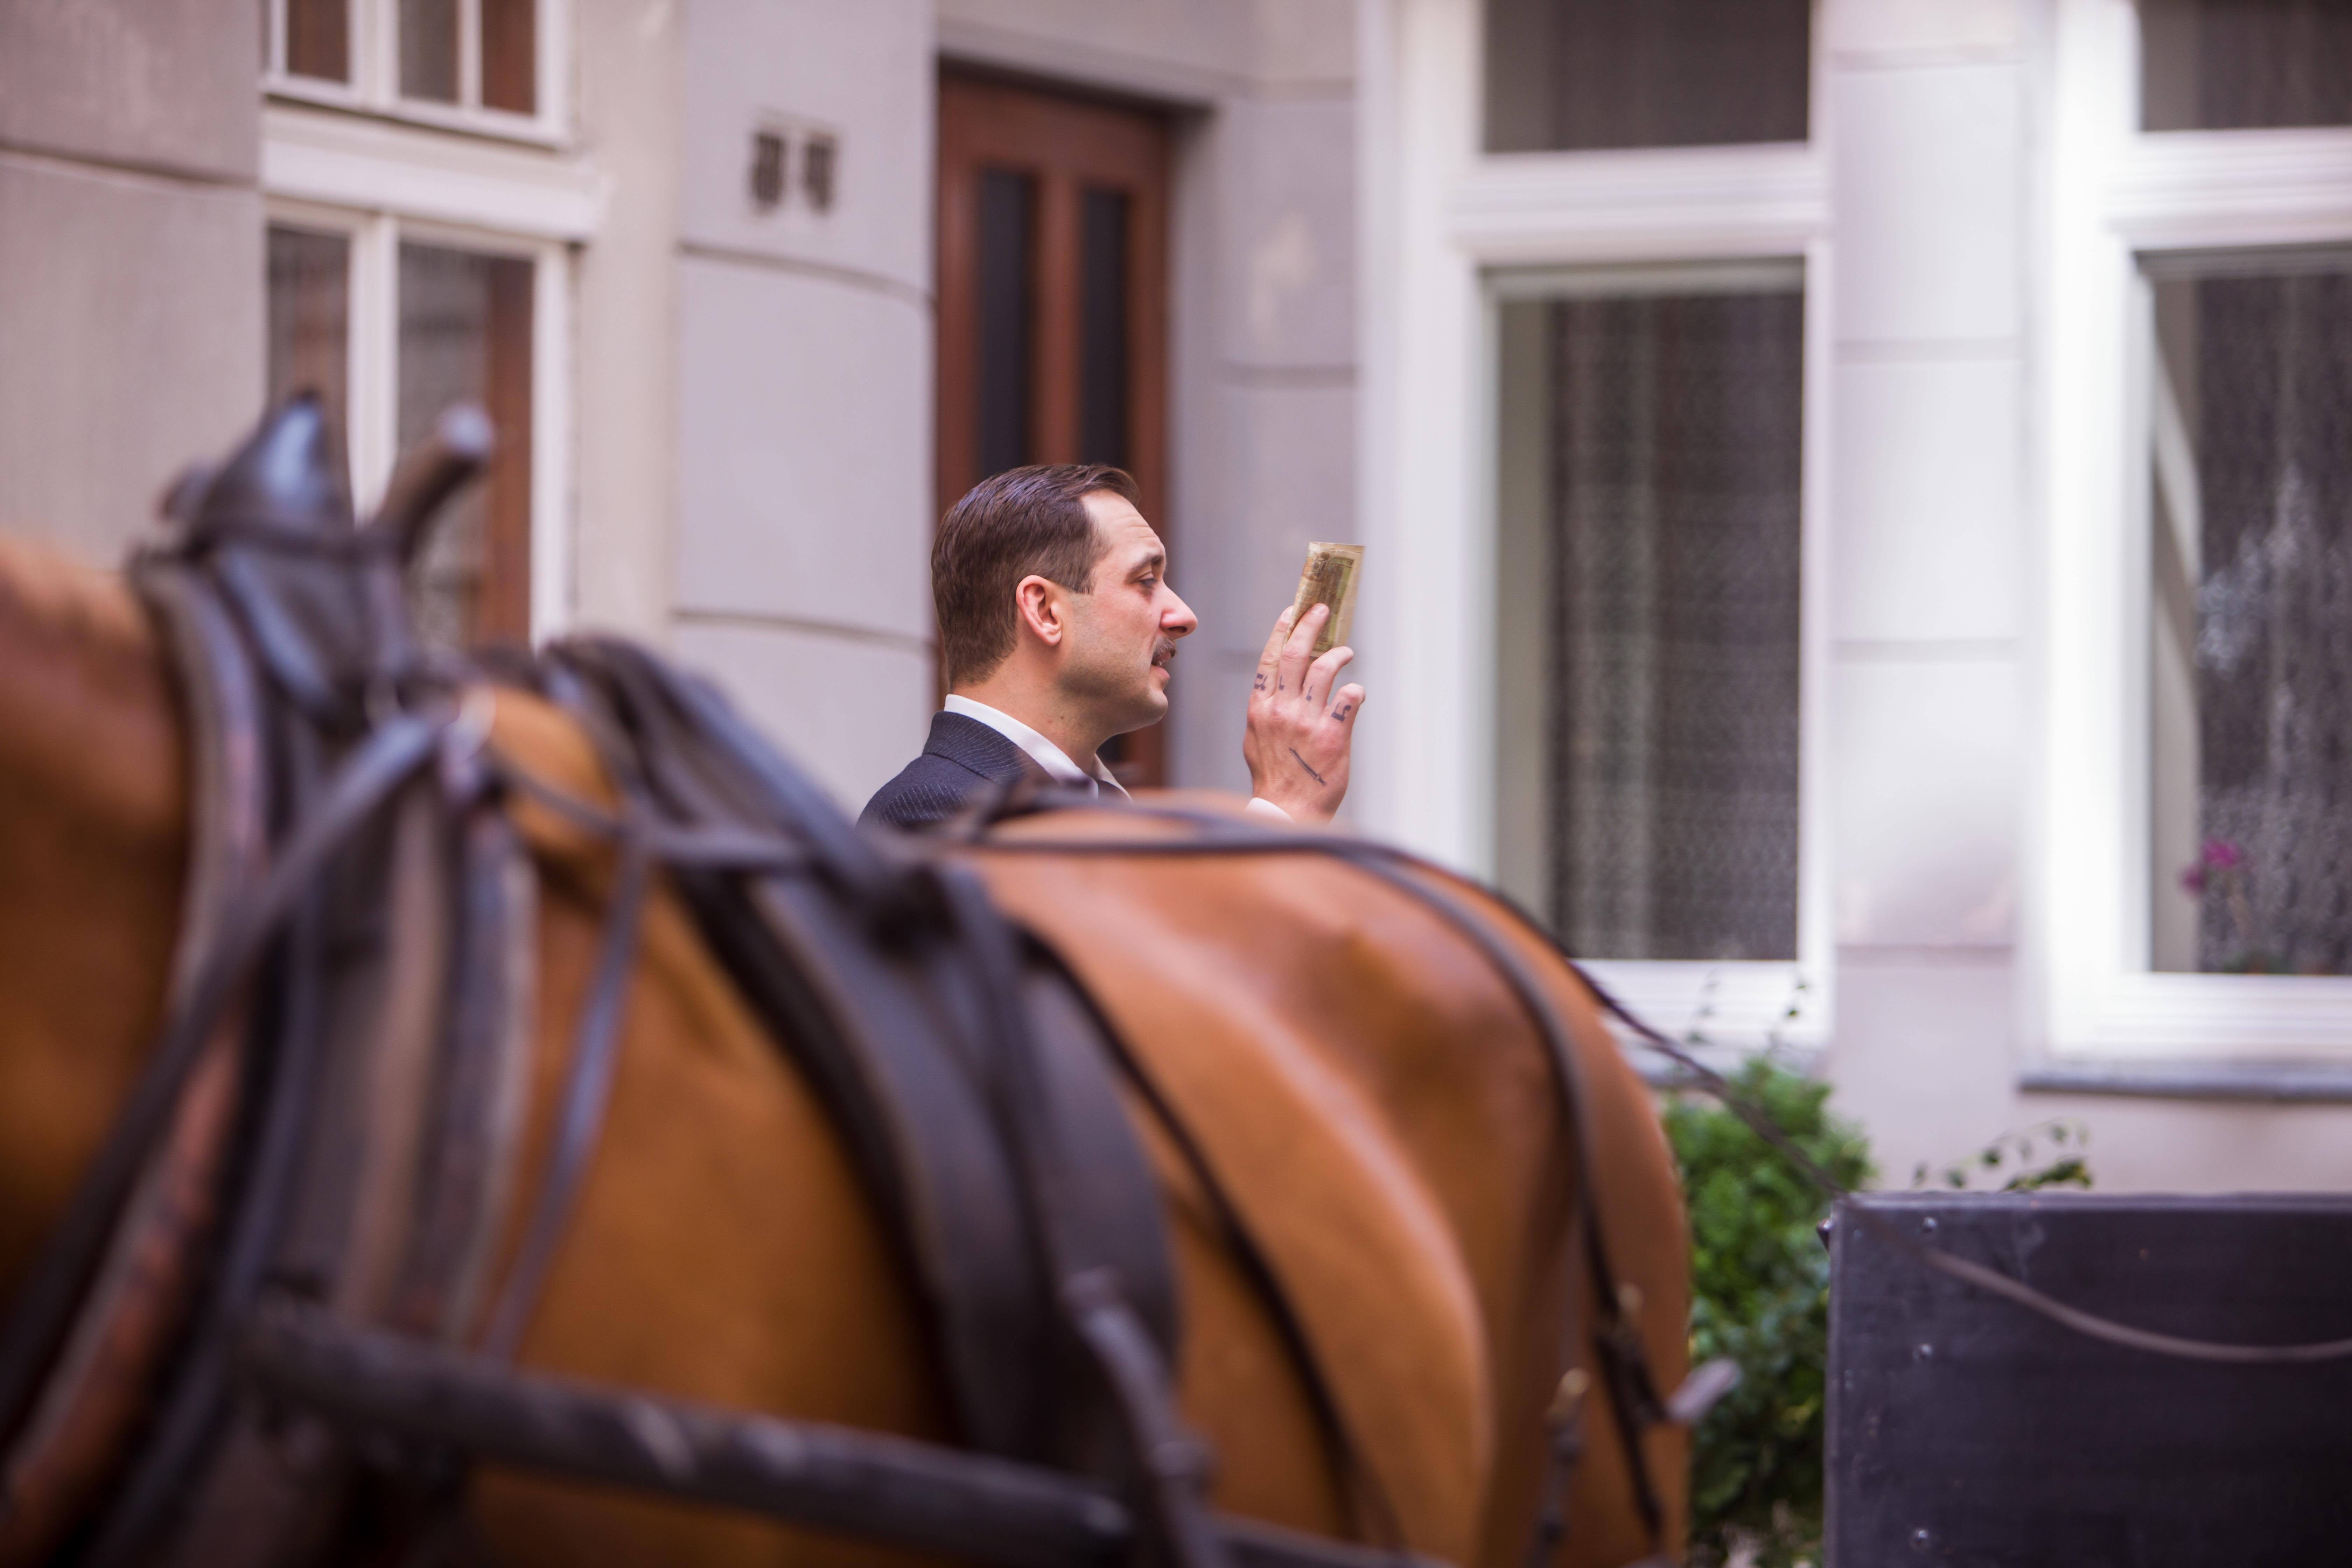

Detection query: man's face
(1060, 491), (1197, 734)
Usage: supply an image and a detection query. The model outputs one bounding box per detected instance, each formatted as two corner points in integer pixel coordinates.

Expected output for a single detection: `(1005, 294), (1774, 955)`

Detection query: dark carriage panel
(1828, 1192), (2352, 1567)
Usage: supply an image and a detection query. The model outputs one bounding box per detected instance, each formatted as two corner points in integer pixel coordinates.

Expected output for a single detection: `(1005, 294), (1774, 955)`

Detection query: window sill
(1581, 958), (1826, 1054)
(2021, 1057), (2352, 1104)
(262, 102), (606, 243)
(267, 78), (567, 151)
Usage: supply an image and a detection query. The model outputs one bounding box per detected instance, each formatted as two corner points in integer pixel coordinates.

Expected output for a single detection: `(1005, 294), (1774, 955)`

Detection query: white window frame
(262, 1), (602, 642)
(264, 0), (572, 147)
(1360, 0), (1834, 1050)
(2039, 0), (2352, 1064)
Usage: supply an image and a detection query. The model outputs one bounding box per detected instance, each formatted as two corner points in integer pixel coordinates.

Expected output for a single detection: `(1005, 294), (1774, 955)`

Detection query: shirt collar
(943, 695), (1129, 799)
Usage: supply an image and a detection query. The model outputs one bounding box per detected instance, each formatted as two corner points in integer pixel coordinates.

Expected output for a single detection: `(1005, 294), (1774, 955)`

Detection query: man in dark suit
(861, 463), (1365, 831)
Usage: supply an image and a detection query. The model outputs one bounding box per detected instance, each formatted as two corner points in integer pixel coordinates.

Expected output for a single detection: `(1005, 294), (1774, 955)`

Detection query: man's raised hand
(1242, 602), (1365, 824)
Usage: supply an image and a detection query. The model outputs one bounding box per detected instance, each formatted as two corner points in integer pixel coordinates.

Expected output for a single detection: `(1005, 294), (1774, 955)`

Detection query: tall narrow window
(2147, 252), (2352, 975)
(1495, 271), (1805, 960)
(481, 0), (538, 115)
(397, 243), (535, 649)
(1078, 188), (1131, 469)
(1483, 0), (1810, 153)
(265, 226), (353, 486)
(399, 0), (461, 103)
(973, 169), (1037, 482)
(2141, 0), (2352, 132)
(285, 0), (352, 83)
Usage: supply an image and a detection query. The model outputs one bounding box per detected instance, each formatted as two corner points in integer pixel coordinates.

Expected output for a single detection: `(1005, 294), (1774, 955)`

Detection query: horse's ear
(196, 392), (354, 534)
(366, 403), (493, 566)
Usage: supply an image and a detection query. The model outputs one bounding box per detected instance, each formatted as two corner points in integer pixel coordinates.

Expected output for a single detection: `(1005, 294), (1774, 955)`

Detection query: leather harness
(0, 398), (1689, 1567)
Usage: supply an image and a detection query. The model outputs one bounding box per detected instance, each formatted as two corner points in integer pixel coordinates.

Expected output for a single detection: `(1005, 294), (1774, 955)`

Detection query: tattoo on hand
(1253, 673), (1268, 692)
(1334, 703), (1352, 721)
(1289, 748), (1327, 787)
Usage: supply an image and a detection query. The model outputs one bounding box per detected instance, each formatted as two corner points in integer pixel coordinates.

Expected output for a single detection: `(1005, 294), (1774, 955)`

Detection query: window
(1482, 0), (1811, 153)
(2147, 251), (2352, 978)
(267, 0), (560, 139)
(1494, 268), (1805, 964)
(261, 0), (583, 649)
(264, 218), (544, 648)
(2042, 0), (2352, 1061)
(2140, 0), (2352, 131)
(1359, 2), (1827, 1046)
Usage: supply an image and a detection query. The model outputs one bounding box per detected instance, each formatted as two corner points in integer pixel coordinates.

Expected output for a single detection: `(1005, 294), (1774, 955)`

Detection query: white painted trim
(2037, 0), (2352, 1065)
(262, 104), (606, 242)
(528, 243), (574, 640)
(1454, 144), (1828, 267)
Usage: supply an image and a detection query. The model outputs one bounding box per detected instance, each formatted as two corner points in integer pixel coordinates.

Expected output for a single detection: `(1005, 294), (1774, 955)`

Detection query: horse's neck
(0, 536), (188, 1299)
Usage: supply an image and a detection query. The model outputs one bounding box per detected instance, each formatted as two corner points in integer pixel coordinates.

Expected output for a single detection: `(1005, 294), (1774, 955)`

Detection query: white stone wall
(665, 0), (939, 811)
(0, 2), (264, 559)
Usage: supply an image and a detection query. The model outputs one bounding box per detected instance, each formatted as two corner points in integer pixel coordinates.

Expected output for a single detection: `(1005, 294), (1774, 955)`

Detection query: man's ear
(1014, 575), (1066, 649)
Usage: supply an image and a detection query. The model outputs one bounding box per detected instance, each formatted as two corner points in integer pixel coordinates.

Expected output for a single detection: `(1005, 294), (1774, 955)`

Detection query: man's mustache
(1151, 639), (1179, 667)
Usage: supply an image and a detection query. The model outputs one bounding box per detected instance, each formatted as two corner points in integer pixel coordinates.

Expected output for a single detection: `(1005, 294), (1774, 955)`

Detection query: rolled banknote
(1290, 542), (1364, 660)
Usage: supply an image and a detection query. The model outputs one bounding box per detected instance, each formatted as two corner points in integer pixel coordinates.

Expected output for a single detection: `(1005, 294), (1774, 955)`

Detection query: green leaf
(1667, 1057), (1873, 1568)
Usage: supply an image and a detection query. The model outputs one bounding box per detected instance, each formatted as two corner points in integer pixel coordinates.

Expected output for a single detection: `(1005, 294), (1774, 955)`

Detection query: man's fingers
(1277, 603), (1327, 695)
(1302, 643), (1353, 709)
(1254, 604), (1299, 695)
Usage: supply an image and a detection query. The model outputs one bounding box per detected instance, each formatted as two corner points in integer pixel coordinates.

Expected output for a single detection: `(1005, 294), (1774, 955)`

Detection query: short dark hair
(933, 464), (1142, 686)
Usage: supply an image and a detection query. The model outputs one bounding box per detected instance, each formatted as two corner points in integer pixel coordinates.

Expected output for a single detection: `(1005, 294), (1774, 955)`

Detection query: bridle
(0, 399), (1446, 1568)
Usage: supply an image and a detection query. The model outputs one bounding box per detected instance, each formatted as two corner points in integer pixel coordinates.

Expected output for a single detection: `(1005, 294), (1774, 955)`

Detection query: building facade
(5, 0), (2350, 1194)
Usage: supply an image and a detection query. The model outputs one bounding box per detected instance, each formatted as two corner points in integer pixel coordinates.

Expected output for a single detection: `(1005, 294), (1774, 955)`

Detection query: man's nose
(1161, 587), (1198, 639)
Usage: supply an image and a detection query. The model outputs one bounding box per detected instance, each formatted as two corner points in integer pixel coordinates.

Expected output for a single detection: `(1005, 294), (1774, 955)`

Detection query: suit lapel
(924, 711), (1045, 785)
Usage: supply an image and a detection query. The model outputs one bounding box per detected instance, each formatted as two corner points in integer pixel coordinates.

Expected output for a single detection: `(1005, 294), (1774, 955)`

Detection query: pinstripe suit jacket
(858, 711), (1047, 832)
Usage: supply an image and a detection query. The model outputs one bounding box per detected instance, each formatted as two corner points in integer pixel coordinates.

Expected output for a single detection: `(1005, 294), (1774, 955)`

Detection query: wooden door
(936, 71), (1172, 785)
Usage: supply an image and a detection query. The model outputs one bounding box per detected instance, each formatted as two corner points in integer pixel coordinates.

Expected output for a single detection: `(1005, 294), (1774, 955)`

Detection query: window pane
(2148, 254), (2352, 974)
(1484, 0), (1810, 153)
(974, 167), (1036, 479)
(1078, 186), (1130, 469)
(399, 243), (534, 649)
(2141, 0), (2352, 132)
(400, 0), (460, 103)
(286, 0), (351, 83)
(482, 0), (537, 115)
(266, 225), (351, 488)
(1494, 280), (1804, 960)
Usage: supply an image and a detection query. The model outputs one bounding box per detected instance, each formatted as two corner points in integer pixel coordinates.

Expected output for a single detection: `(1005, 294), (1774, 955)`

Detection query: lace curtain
(1544, 289), (1804, 961)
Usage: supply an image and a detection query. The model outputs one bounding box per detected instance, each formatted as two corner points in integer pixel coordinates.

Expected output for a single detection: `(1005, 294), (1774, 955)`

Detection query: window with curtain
(1494, 272), (1805, 960)
(2140, 0), (2352, 132)
(264, 224), (536, 649)
(1482, 0), (1811, 153)
(2147, 251), (2352, 975)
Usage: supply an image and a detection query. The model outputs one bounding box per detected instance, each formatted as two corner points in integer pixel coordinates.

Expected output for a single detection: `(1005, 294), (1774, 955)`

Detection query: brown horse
(0, 532), (1689, 1567)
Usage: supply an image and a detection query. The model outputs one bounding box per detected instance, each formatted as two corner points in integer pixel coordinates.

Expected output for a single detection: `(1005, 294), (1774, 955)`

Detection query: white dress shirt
(943, 695), (1129, 799)
(940, 694), (1294, 821)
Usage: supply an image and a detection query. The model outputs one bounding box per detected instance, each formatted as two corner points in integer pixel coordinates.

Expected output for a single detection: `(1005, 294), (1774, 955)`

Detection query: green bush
(1662, 1058), (1872, 1568)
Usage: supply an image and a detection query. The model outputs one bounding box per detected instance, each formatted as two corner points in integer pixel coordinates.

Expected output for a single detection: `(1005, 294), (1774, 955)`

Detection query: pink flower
(2200, 839), (2244, 870)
